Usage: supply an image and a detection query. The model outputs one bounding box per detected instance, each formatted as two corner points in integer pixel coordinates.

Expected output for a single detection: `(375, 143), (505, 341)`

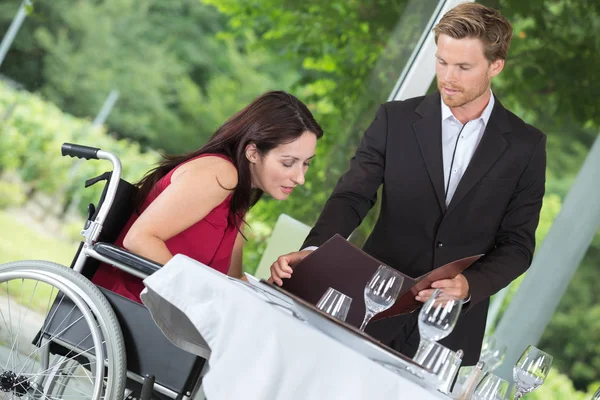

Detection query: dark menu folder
(281, 234), (483, 327)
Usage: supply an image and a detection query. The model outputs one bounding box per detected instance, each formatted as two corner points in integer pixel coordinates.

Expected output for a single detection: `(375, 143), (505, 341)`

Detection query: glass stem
(413, 338), (429, 362)
(359, 311), (375, 331)
(513, 389), (523, 400)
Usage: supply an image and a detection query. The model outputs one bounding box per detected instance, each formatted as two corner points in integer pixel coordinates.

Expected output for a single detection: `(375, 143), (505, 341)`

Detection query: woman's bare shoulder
(172, 155), (238, 190)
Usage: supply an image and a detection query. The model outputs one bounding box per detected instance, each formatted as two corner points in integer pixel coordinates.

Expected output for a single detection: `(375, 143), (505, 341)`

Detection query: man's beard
(439, 77), (490, 108)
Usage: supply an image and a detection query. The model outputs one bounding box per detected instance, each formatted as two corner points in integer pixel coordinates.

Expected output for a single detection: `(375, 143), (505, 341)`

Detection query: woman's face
(247, 131), (317, 200)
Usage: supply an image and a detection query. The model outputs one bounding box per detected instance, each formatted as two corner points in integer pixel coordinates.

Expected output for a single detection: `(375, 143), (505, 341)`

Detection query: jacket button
(436, 241), (443, 248)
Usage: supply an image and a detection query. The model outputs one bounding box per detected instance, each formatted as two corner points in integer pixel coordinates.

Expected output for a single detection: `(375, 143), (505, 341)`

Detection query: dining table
(141, 254), (453, 400)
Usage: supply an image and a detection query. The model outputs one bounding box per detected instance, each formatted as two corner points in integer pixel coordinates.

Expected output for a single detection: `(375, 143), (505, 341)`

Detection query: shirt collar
(441, 89), (495, 126)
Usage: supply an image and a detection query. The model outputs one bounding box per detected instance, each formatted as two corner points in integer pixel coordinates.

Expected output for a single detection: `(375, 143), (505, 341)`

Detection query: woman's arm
(228, 229), (245, 280)
(123, 156), (238, 265)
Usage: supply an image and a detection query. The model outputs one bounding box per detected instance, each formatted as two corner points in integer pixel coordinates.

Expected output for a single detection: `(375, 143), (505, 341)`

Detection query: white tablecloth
(141, 254), (449, 400)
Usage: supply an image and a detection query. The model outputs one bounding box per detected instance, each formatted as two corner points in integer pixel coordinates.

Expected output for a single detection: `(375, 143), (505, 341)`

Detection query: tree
(201, 0), (442, 244)
(0, 0), (297, 153)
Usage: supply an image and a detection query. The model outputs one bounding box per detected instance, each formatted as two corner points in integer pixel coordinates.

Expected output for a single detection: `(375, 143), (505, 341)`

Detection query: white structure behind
(389, 0), (473, 102)
(0, 0), (32, 68)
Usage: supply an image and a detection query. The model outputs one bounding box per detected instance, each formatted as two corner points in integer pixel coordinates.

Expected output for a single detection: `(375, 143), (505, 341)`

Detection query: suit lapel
(445, 98), (511, 216)
(413, 94), (446, 212)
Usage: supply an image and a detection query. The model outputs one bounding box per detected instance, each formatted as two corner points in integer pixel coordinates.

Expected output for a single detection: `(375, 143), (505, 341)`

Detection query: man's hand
(415, 273), (470, 302)
(268, 250), (313, 286)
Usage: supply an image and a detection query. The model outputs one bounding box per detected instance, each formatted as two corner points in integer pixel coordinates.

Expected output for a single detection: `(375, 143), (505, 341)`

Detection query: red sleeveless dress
(91, 154), (241, 303)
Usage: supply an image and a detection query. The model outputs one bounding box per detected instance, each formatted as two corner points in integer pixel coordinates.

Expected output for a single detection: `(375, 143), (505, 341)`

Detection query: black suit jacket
(303, 92), (546, 364)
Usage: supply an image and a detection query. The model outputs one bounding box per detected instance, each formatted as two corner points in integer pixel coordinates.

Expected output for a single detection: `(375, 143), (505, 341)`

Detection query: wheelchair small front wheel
(0, 260), (127, 400)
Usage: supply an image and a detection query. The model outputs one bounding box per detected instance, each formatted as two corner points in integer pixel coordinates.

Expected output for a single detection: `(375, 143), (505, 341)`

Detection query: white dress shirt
(441, 91), (495, 205)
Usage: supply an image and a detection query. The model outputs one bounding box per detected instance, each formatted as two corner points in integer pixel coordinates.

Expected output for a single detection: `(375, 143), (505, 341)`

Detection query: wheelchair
(0, 143), (207, 399)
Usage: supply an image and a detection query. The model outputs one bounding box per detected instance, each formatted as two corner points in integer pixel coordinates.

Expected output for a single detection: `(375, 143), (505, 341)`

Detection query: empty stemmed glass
(453, 336), (506, 395)
(472, 372), (510, 400)
(513, 345), (553, 399)
(480, 336), (507, 373)
(414, 289), (462, 360)
(359, 265), (404, 331)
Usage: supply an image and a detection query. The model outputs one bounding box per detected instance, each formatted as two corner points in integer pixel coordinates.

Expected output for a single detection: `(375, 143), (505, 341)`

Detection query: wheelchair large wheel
(0, 261), (126, 399)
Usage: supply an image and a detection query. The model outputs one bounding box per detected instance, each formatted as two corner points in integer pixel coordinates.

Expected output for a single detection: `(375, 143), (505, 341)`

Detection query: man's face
(435, 34), (503, 109)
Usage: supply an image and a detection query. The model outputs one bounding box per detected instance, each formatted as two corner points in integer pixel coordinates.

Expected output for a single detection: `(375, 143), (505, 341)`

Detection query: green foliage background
(0, 0), (598, 396)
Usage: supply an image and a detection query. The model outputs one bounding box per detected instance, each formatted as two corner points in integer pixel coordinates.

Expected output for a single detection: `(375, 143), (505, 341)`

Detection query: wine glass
(414, 289), (462, 360)
(472, 372), (510, 400)
(512, 345), (553, 399)
(480, 336), (507, 373)
(410, 339), (454, 388)
(316, 287), (352, 322)
(591, 386), (600, 400)
(359, 265), (404, 331)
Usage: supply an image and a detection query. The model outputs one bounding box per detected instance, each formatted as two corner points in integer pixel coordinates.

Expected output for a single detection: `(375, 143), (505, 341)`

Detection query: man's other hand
(415, 273), (470, 302)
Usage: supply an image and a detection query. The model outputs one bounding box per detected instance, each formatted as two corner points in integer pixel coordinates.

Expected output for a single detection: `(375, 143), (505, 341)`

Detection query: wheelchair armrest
(92, 242), (162, 277)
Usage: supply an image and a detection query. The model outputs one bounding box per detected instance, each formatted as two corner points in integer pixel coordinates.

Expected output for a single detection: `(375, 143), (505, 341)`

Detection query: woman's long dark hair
(135, 90), (323, 226)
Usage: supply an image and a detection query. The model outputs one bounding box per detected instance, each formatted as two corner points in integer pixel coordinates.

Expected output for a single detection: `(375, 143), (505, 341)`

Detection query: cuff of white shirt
(462, 294), (471, 304)
(301, 246), (318, 252)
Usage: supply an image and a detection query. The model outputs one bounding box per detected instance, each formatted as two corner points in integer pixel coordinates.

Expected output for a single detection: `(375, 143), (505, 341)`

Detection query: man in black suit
(270, 3), (546, 366)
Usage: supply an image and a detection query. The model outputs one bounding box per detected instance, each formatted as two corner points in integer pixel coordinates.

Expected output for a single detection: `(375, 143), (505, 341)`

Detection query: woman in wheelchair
(91, 90), (324, 303)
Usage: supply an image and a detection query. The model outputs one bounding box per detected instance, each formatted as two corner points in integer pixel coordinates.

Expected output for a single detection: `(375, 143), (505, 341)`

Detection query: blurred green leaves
(0, 0), (599, 394)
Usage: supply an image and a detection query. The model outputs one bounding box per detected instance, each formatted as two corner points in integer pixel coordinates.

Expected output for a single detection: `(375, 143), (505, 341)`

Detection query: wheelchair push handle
(61, 143), (100, 160)
(61, 142), (123, 248)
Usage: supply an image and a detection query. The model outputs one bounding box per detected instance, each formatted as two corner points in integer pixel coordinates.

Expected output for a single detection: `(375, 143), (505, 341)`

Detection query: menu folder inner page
(280, 234), (483, 327)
